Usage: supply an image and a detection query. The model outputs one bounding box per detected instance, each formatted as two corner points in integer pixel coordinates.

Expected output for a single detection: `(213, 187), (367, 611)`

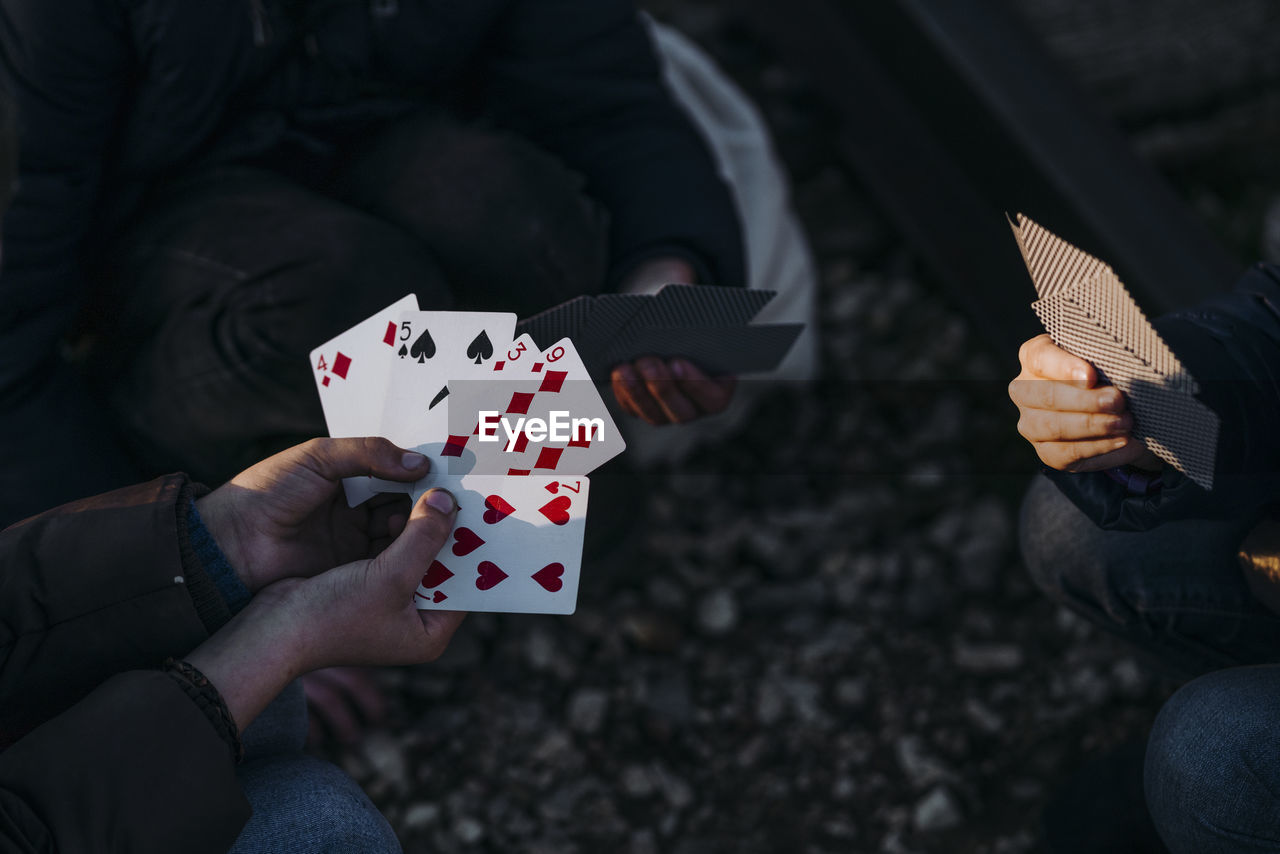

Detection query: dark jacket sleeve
(1048, 262), (1280, 530)
(0, 671), (249, 854)
(482, 0), (745, 289)
(0, 475), (248, 852)
(0, 475), (232, 749)
(0, 0), (130, 402)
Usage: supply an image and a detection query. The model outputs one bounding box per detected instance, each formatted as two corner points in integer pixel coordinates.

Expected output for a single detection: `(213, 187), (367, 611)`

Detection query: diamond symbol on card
(507, 391), (535, 415)
(322, 375), (331, 387)
(333, 352), (352, 379)
(382, 322), (397, 347)
(442, 435), (469, 457)
(534, 447), (564, 470)
(539, 370), (567, 393)
(531, 362), (543, 373)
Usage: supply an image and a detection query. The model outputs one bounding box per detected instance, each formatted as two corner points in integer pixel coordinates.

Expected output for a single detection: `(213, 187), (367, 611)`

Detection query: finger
(318, 666), (388, 726)
(1036, 436), (1151, 473)
(612, 363), (667, 425)
(1008, 377), (1127, 414)
(367, 496), (412, 542)
(418, 610), (468, 661)
(636, 357), (698, 422)
(1019, 334), (1097, 387)
(609, 370), (642, 419)
(302, 670), (364, 745)
(1017, 408), (1132, 442)
(295, 437), (432, 484)
(670, 360), (735, 415)
(375, 488), (458, 591)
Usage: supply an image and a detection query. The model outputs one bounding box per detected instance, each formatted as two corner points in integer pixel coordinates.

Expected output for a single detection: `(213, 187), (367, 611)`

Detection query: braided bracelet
(162, 658), (243, 763)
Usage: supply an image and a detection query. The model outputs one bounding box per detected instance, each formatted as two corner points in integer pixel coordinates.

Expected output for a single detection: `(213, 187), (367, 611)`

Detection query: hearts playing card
(412, 474), (590, 614)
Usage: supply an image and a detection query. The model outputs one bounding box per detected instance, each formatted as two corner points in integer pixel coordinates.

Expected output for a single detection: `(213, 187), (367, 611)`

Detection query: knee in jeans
(233, 756), (401, 854)
(1145, 669), (1278, 849)
(1018, 474), (1107, 605)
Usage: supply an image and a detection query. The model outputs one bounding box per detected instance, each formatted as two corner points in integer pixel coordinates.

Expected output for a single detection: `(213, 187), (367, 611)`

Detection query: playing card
(380, 310), (517, 451)
(621, 284), (774, 330)
(309, 293), (419, 506)
(453, 337), (625, 477)
(413, 474), (589, 614)
(517, 295), (594, 351)
(594, 323), (804, 377)
(571, 293), (649, 364)
(1013, 213), (1220, 489)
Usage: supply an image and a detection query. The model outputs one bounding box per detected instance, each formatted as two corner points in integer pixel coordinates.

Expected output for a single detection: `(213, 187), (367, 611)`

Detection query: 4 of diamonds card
(309, 294), (419, 506)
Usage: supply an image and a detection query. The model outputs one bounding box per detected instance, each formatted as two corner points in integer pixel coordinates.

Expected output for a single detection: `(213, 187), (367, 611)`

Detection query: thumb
(372, 488), (458, 592)
(295, 437), (432, 483)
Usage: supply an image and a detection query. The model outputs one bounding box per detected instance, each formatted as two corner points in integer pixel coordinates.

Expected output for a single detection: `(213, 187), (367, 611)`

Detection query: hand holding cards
(1009, 214), (1220, 489)
(311, 300), (626, 615)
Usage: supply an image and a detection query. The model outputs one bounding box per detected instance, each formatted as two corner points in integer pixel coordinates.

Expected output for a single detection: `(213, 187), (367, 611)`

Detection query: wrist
(195, 491), (257, 592)
(186, 582), (312, 730)
(618, 256), (697, 295)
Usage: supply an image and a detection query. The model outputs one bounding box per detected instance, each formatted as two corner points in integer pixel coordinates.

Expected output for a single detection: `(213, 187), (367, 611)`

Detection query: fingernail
(637, 360), (662, 380)
(1073, 368), (1089, 383)
(425, 489), (457, 514)
(1113, 438), (1129, 449)
(402, 451), (427, 469)
(670, 360), (686, 379)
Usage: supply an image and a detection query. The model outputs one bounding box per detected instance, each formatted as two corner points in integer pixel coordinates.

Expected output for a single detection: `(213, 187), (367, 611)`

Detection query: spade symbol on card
(466, 331), (494, 365)
(410, 329), (436, 363)
(428, 385), (449, 410)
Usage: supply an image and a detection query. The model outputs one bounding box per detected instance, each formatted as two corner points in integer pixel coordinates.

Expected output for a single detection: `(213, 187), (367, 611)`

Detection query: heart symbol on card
(432, 590), (447, 603)
(422, 561), (454, 588)
(452, 527), (485, 556)
(483, 495), (516, 525)
(538, 496), (571, 526)
(476, 561), (509, 591)
(531, 563), (565, 592)
(545, 482), (559, 494)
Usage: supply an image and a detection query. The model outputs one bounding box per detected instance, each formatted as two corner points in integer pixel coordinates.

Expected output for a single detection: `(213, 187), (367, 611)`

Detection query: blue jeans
(229, 682), (400, 854)
(1021, 475), (1280, 853)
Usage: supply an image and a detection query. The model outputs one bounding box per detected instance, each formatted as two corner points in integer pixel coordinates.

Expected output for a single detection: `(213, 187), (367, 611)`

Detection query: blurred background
(324, 1), (1280, 851)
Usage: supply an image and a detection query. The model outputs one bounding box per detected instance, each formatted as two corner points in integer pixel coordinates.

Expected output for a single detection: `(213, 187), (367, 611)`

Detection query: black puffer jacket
(1048, 262), (1280, 529)
(0, 0), (744, 402)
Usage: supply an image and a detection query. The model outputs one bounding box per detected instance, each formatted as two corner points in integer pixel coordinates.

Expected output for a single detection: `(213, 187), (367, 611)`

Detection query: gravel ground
(316, 4), (1275, 852)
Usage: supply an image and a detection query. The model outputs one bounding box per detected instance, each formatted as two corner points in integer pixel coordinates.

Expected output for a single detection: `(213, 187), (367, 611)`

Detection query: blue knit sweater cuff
(185, 499), (252, 615)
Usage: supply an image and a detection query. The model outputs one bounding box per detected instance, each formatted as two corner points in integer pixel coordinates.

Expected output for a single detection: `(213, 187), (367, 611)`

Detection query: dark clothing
(87, 114), (611, 484)
(0, 475), (249, 854)
(0, 0), (744, 398)
(1047, 263), (1280, 532)
(1021, 476), (1280, 854)
(0, 0), (745, 523)
(1020, 474), (1280, 678)
(1145, 665), (1280, 854)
